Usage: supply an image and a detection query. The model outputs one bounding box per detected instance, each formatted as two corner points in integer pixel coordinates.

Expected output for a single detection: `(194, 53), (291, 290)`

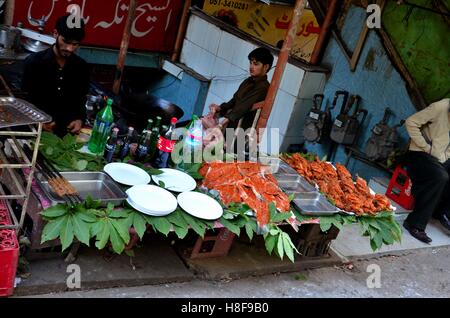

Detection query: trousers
(405, 151), (450, 230)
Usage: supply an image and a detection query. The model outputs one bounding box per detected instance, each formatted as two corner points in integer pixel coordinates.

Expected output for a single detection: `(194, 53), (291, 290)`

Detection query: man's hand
(67, 120), (83, 134)
(43, 122), (56, 132)
(209, 104), (221, 116)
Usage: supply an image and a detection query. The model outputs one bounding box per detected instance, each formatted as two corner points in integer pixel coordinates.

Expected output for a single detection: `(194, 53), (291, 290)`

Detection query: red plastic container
(386, 165), (415, 210)
(0, 201), (19, 297)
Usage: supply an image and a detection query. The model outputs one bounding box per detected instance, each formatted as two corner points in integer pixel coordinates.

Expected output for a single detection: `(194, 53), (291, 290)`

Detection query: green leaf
(219, 217), (241, 236)
(270, 211), (291, 223)
(125, 249), (135, 258)
(106, 203), (115, 214)
(269, 202), (277, 221)
(166, 210), (189, 228)
(108, 222), (125, 254)
(222, 211), (236, 220)
(90, 221), (103, 237)
(60, 216), (74, 252)
(277, 232), (284, 260)
(319, 218), (333, 232)
(264, 234), (277, 255)
(95, 220), (110, 250)
(288, 193), (295, 202)
(269, 229), (279, 236)
(370, 233), (383, 251)
(62, 134), (77, 146)
(146, 168), (164, 175)
(181, 213), (206, 238)
(245, 222), (255, 241)
(71, 214), (91, 246)
(158, 180), (166, 188)
(41, 204), (68, 218)
(85, 195), (101, 209)
(151, 217), (172, 236)
(109, 209), (128, 218)
(132, 213), (147, 239)
(173, 225), (189, 239)
(111, 219), (130, 244)
(283, 233), (295, 263)
(120, 212), (133, 229)
(41, 215), (68, 243)
(77, 211), (97, 223)
(74, 159), (88, 171)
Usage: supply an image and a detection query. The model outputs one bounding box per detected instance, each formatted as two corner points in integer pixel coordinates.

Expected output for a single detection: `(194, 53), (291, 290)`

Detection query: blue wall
(305, 6), (417, 180)
(148, 71), (209, 123)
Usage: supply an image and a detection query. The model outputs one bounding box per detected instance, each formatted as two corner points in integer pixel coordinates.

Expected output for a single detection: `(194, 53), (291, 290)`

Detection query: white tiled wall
(180, 15), (326, 154)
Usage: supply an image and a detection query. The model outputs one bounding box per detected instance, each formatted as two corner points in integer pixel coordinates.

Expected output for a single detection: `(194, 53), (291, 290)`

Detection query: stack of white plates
(126, 185), (177, 216)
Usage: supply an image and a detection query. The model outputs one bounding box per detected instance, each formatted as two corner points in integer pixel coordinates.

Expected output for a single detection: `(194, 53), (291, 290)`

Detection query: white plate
(104, 163), (150, 186)
(177, 192), (223, 220)
(126, 197), (174, 216)
(151, 169), (197, 193)
(126, 185), (178, 216)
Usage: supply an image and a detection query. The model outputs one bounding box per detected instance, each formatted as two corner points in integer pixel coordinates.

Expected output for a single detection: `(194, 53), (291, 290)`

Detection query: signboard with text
(11, 0), (183, 52)
(203, 0), (320, 62)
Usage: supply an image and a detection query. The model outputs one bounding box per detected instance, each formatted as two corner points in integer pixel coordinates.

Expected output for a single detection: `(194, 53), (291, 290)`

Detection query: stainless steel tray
(276, 174), (317, 193)
(292, 192), (340, 216)
(35, 171), (127, 206)
(0, 97), (52, 128)
(258, 156), (298, 175)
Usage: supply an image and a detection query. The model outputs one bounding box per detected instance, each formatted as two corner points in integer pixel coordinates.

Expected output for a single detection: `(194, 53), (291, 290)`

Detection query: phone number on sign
(209, 0), (249, 10)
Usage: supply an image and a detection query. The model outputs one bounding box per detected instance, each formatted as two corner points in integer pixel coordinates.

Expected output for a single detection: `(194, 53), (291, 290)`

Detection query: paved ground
(22, 245), (450, 298)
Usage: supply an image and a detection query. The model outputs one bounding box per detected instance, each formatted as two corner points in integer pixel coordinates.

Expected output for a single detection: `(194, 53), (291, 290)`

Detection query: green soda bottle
(154, 116), (162, 133)
(88, 98), (114, 154)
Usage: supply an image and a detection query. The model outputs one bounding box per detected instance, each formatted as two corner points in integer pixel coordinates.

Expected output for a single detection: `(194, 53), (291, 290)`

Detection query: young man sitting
(202, 47), (273, 146)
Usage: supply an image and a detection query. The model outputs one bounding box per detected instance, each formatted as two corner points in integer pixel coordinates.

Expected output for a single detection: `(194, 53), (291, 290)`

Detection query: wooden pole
(5, 0), (15, 25)
(171, 0), (191, 62)
(256, 0), (307, 141)
(309, 0), (339, 65)
(112, 0), (138, 95)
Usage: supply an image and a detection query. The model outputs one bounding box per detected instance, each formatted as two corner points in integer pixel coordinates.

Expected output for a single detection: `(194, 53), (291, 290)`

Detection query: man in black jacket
(22, 14), (89, 136)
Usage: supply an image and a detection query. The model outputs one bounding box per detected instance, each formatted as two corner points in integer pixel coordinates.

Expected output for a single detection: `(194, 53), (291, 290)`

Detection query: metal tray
(35, 171), (127, 207)
(276, 174), (317, 193)
(258, 156), (298, 175)
(0, 97), (52, 128)
(292, 192), (340, 216)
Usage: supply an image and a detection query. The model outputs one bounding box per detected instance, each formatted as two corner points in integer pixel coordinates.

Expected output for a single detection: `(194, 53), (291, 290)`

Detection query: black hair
(55, 14), (86, 42)
(248, 47), (274, 70)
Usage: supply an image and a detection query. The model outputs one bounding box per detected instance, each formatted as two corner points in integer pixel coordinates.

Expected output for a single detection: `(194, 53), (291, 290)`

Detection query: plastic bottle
(88, 98), (114, 154)
(104, 128), (119, 163)
(183, 115), (203, 163)
(151, 118), (177, 168)
(119, 126), (135, 160)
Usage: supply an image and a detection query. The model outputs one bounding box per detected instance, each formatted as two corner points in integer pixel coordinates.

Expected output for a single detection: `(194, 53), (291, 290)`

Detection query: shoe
(438, 214), (450, 232)
(403, 221), (432, 244)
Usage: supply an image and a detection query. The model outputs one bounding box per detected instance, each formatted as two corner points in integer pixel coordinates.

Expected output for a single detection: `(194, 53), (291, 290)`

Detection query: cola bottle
(151, 118), (177, 169)
(119, 126), (135, 160)
(104, 128), (119, 163)
(135, 130), (152, 162)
